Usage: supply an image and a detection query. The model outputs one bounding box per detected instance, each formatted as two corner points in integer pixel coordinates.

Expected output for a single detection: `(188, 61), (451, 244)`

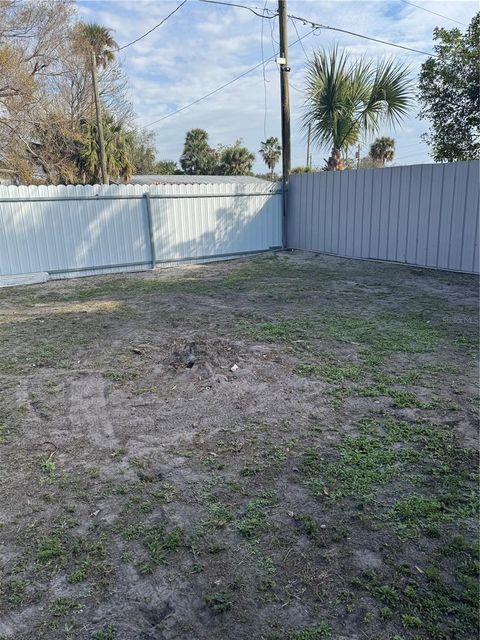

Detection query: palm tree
(77, 115), (134, 183)
(259, 137), (281, 180)
(75, 23), (118, 68)
(180, 129), (215, 175)
(369, 136), (395, 166)
(75, 23), (118, 183)
(303, 48), (412, 170)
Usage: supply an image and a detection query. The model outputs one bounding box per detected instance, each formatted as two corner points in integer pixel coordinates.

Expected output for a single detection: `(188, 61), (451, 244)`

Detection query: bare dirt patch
(0, 251), (478, 640)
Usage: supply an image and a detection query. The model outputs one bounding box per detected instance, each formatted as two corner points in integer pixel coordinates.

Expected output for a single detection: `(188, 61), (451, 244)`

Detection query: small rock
(230, 364), (239, 372)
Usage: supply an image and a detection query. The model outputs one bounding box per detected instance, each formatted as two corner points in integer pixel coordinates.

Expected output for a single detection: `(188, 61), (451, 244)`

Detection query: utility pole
(278, 0), (290, 244)
(90, 50), (109, 185)
(306, 123), (311, 169)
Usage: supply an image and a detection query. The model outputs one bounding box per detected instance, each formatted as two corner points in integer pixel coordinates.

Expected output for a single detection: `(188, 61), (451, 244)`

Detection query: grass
(267, 623), (332, 639)
(118, 522), (182, 571)
(296, 359), (361, 383)
(0, 253), (477, 639)
(236, 491), (277, 539)
(91, 625), (116, 640)
(205, 590), (235, 612)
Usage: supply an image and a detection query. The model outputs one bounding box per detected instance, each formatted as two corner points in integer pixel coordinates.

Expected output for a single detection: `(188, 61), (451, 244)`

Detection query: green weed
(236, 491), (277, 539)
(205, 589), (234, 612)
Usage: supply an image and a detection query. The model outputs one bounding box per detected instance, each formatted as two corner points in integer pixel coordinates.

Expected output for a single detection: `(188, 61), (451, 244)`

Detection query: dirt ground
(0, 251), (478, 640)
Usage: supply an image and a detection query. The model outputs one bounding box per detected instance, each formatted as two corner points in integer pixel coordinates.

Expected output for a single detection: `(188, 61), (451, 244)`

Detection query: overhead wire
(399, 0), (468, 27)
(114, 0), (188, 51)
(198, 0), (276, 18)
(290, 15), (309, 60)
(144, 26), (317, 128)
(198, 0), (438, 57)
(284, 12), (438, 57)
(260, 0), (269, 139)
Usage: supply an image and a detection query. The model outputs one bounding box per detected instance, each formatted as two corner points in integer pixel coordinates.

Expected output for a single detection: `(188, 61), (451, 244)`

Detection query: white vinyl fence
(288, 160), (479, 274)
(0, 182), (282, 282)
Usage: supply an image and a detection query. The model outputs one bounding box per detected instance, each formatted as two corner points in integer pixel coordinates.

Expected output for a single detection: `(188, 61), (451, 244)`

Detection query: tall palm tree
(303, 48), (412, 170)
(75, 23), (118, 183)
(75, 23), (118, 68)
(369, 136), (395, 166)
(259, 137), (281, 180)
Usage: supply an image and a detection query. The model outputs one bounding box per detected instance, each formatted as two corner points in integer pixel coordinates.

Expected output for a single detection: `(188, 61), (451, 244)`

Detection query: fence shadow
(0, 186), (282, 279)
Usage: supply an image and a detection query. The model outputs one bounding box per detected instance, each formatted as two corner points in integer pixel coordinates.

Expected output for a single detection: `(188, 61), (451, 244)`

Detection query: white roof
(130, 174), (275, 186)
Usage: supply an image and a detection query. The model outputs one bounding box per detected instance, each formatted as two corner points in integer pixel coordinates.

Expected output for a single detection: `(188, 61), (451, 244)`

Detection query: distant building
(127, 175), (275, 186)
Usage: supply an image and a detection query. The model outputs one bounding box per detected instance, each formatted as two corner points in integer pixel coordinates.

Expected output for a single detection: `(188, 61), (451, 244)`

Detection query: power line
(114, 0), (188, 51)
(144, 27), (316, 128)
(285, 12), (437, 57)
(399, 0), (468, 27)
(199, 0), (437, 56)
(290, 15), (309, 59)
(260, 0), (269, 139)
(198, 0), (276, 18)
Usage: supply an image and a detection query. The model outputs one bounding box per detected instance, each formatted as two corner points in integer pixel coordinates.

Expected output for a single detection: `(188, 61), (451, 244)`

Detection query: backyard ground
(0, 251), (478, 640)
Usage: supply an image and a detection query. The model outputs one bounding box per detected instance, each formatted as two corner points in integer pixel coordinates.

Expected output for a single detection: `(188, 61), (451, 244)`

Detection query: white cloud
(77, 0), (478, 171)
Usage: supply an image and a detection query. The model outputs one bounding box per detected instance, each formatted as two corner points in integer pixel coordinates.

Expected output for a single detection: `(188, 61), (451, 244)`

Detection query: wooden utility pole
(278, 0), (291, 180)
(306, 123), (311, 169)
(90, 50), (109, 185)
(278, 0), (290, 243)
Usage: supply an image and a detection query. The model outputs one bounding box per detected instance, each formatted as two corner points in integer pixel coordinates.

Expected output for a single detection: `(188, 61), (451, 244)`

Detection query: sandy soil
(0, 251), (478, 640)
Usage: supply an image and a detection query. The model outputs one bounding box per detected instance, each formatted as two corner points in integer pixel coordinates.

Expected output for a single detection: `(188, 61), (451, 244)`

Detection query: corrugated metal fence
(288, 160), (479, 274)
(0, 182), (282, 280)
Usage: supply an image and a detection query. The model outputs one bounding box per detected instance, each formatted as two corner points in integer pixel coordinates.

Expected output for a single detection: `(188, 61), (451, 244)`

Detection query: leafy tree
(369, 136), (395, 166)
(128, 130), (157, 174)
(155, 160), (179, 175)
(259, 137), (281, 180)
(217, 140), (255, 175)
(255, 172), (281, 181)
(303, 48), (412, 170)
(291, 166), (313, 174)
(0, 3), (136, 185)
(418, 13), (480, 162)
(180, 128), (216, 174)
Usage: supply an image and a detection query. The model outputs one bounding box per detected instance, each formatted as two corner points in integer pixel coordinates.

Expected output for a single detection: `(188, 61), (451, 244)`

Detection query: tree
(128, 130), (157, 174)
(155, 160), (179, 175)
(259, 137), (281, 180)
(369, 136), (395, 166)
(291, 166), (313, 174)
(76, 115), (134, 183)
(180, 129), (216, 174)
(303, 48), (412, 170)
(0, 2), (138, 184)
(418, 13), (480, 162)
(217, 140), (255, 175)
(75, 23), (118, 184)
(75, 23), (118, 69)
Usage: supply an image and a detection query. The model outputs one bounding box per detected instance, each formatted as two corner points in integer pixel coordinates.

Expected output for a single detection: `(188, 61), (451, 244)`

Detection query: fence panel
(287, 160), (479, 274)
(0, 182), (282, 281)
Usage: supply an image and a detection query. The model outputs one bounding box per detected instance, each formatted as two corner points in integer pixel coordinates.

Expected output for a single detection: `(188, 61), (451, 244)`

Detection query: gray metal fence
(0, 182), (282, 281)
(287, 160), (479, 274)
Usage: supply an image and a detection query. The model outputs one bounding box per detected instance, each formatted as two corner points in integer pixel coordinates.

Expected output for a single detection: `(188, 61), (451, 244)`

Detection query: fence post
(143, 192), (156, 269)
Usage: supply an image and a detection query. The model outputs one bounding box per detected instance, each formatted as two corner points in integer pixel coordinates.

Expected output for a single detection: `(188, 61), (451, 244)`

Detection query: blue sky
(77, 0), (477, 173)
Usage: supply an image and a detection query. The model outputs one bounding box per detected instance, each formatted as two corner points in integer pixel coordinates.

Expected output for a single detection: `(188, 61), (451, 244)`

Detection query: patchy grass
(236, 491), (277, 539)
(0, 252), (477, 639)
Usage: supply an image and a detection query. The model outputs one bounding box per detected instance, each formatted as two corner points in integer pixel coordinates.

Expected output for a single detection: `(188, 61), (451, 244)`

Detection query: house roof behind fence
(129, 175), (275, 186)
